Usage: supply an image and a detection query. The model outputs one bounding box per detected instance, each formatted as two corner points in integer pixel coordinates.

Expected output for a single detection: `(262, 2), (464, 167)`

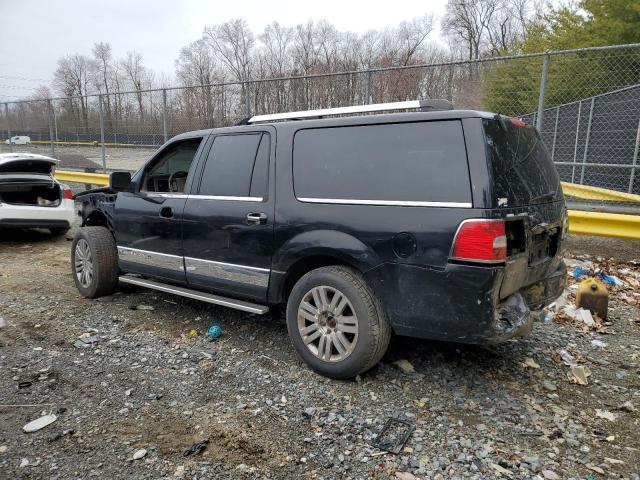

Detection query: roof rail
(247, 99), (453, 123)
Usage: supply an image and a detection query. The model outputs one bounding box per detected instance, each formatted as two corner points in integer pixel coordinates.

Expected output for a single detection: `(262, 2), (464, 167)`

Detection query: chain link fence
(1, 43), (640, 208)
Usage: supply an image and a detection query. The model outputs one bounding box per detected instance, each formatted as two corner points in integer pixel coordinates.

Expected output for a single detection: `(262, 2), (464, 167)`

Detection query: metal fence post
(244, 82), (251, 118)
(629, 118), (640, 193)
(536, 53), (550, 131)
(365, 71), (372, 105)
(571, 101), (583, 183)
(550, 106), (560, 161)
(4, 103), (12, 152)
(162, 89), (168, 143)
(47, 100), (55, 157)
(579, 97), (595, 184)
(98, 94), (106, 173)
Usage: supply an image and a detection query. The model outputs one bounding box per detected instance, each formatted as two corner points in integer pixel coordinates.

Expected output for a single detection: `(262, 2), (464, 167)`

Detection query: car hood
(0, 153), (59, 174)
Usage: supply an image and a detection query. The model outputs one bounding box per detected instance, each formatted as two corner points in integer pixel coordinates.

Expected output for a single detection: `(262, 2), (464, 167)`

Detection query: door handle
(246, 212), (267, 225)
(160, 206), (173, 218)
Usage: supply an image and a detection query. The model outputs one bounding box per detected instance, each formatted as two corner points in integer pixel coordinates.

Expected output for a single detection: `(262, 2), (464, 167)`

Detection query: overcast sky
(0, 0), (448, 101)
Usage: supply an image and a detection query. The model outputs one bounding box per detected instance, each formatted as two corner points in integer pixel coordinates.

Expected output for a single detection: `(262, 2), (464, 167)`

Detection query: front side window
(199, 133), (270, 198)
(142, 138), (202, 192)
(293, 121), (471, 204)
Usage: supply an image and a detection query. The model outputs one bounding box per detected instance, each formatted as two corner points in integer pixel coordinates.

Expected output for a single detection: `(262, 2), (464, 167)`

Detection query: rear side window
(483, 118), (561, 207)
(199, 133), (269, 198)
(293, 121), (471, 204)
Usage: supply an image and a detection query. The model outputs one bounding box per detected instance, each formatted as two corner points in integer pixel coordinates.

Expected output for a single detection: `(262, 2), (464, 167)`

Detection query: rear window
(483, 118), (561, 207)
(293, 121), (471, 205)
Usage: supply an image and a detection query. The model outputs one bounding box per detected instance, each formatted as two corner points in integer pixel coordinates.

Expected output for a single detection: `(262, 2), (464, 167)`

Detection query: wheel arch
(269, 229), (383, 304)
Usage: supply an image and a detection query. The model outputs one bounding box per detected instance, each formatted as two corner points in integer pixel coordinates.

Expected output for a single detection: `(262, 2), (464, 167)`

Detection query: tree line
(8, 0), (640, 136)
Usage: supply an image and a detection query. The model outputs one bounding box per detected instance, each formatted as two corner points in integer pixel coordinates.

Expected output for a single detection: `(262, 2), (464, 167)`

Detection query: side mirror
(109, 171), (132, 192)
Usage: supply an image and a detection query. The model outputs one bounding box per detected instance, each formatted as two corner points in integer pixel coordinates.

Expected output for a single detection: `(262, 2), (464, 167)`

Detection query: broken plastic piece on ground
(373, 417), (415, 454)
(600, 274), (623, 287)
(23, 414), (57, 433)
(206, 324), (222, 339)
(558, 349), (578, 366)
(567, 365), (591, 385)
(183, 439), (209, 457)
(523, 357), (540, 369)
(187, 329), (198, 338)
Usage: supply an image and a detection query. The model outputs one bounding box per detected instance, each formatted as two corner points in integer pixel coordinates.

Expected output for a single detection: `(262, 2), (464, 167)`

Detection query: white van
(5, 135), (31, 145)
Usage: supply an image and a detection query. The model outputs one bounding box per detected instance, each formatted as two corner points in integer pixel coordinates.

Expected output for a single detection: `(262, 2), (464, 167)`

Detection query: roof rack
(247, 99), (453, 124)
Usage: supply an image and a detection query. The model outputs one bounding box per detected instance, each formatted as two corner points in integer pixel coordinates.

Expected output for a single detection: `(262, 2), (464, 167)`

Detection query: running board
(118, 275), (269, 315)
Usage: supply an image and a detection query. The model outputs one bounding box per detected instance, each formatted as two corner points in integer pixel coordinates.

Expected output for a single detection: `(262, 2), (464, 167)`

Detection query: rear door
(114, 136), (206, 284)
(182, 127), (275, 301)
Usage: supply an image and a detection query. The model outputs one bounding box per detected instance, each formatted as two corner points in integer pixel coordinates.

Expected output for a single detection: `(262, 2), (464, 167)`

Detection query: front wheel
(71, 227), (119, 298)
(286, 266), (391, 379)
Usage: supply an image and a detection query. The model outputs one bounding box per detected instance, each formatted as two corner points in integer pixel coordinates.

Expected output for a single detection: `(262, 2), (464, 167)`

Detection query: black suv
(72, 100), (566, 379)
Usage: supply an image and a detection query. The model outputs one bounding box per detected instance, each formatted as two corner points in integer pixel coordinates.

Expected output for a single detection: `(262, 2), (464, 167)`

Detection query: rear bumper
(0, 199), (76, 229)
(364, 258), (566, 344)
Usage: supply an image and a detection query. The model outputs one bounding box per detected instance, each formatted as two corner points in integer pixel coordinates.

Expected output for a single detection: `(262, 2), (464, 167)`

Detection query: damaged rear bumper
(365, 258), (566, 344)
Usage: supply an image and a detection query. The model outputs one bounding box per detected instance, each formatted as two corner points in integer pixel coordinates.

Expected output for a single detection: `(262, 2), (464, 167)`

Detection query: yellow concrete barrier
(567, 210), (640, 240)
(562, 182), (640, 203)
(55, 170), (109, 186)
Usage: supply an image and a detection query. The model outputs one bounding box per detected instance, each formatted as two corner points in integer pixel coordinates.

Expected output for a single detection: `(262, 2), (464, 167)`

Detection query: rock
(618, 400), (635, 412)
(303, 407), (316, 418)
(23, 414), (57, 433)
(125, 389), (132, 396)
(0, 317), (6, 328)
(134, 305), (154, 311)
(132, 448), (147, 460)
(395, 472), (417, 480)
(174, 465), (186, 477)
(595, 409), (617, 421)
(542, 380), (557, 392)
(19, 458), (29, 468)
(393, 359), (415, 374)
(524, 357), (540, 369)
(0, 445), (7, 453)
(542, 470), (560, 480)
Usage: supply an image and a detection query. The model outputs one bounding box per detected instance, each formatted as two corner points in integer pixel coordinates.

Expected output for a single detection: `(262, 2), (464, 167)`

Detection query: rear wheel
(71, 227), (119, 298)
(286, 266), (391, 379)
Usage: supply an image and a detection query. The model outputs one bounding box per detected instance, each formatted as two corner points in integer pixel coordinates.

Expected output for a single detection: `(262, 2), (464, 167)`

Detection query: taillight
(452, 219), (507, 262)
(63, 187), (73, 200)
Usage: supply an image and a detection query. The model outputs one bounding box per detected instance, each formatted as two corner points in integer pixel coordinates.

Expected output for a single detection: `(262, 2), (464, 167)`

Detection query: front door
(182, 127), (275, 302)
(114, 135), (207, 284)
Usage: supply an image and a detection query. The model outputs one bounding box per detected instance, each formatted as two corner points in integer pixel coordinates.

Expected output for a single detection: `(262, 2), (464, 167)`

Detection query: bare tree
(442, 0), (499, 61)
(92, 42), (114, 126)
(53, 54), (94, 131)
(122, 51), (147, 120)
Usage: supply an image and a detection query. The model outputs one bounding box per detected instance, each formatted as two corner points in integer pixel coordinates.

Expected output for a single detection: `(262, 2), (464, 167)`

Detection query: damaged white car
(0, 153), (75, 235)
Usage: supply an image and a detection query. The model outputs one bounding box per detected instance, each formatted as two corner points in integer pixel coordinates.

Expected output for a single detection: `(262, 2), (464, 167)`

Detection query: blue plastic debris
(570, 266), (589, 278)
(570, 267), (624, 287)
(206, 324), (222, 339)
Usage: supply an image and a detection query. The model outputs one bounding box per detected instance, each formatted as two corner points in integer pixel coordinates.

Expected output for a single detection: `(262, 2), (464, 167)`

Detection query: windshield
(483, 117), (561, 207)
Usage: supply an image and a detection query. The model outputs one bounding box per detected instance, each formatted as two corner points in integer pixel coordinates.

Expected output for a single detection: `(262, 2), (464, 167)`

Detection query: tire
(71, 226), (119, 298)
(50, 227), (70, 236)
(286, 266), (391, 379)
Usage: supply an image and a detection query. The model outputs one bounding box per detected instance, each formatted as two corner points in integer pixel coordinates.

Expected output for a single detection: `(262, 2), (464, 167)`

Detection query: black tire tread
(288, 265), (391, 378)
(72, 226), (119, 298)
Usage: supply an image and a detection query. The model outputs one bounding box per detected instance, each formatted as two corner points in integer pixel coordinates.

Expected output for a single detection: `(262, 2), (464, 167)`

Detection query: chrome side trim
(118, 275), (269, 314)
(142, 193), (263, 202)
(189, 195), (264, 202)
(117, 246), (184, 272)
(145, 193), (189, 199)
(297, 198), (472, 208)
(184, 256), (269, 287)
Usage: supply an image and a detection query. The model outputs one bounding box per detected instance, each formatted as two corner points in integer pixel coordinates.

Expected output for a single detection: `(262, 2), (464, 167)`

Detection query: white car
(0, 153), (76, 235)
(5, 135), (31, 145)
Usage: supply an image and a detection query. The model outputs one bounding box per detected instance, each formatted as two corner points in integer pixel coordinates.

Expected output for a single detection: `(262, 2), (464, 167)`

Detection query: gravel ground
(1, 231), (639, 480)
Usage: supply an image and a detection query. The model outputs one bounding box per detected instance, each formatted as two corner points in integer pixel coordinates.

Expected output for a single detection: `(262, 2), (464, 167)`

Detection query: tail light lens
(452, 219), (507, 262)
(62, 185), (73, 200)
